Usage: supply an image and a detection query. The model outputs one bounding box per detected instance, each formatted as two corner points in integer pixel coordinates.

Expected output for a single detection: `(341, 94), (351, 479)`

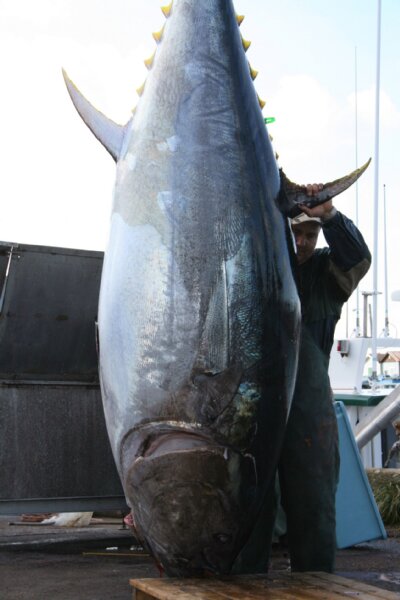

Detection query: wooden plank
(286, 573), (379, 600)
(242, 574), (347, 599)
(307, 572), (400, 599)
(130, 573), (399, 600)
(204, 575), (338, 600)
(249, 576), (360, 600)
(181, 576), (303, 600)
(131, 577), (284, 600)
(131, 578), (231, 600)
(131, 576), (309, 600)
(219, 572), (375, 600)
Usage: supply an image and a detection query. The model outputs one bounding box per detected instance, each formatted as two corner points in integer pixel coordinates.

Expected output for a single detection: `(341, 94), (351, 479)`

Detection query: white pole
(383, 184), (389, 336)
(354, 46), (361, 337)
(371, 0), (382, 380)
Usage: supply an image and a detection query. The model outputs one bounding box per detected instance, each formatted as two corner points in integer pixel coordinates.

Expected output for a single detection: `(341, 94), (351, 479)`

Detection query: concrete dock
(1, 515), (399, 599)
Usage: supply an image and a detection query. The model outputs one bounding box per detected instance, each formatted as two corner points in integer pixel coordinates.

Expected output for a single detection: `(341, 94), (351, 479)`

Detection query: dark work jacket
(297, 211), (371, 357)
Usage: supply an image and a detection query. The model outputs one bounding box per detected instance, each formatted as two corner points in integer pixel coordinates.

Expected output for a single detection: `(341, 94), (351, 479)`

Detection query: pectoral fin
(278, 158), (371, 217)
(62, 69), (128, 162)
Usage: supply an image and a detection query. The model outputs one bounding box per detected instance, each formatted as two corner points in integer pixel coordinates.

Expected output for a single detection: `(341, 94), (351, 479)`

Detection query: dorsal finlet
(258, 96), (266, 110)
(249, 65), (258, 80)
(161, 3), (173, 17)
(236, 14), (245, 26)
(144, 51), (156, 70)
(242, 37), (251, 52)
(152, 25), (165, 44)
(136, 82), (146, 97)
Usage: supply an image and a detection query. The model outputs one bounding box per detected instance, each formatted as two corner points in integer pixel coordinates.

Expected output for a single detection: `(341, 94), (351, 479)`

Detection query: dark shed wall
(0, 243), (126, 513)
(0, 244), (103, 381)
(0, 384), (123, 500)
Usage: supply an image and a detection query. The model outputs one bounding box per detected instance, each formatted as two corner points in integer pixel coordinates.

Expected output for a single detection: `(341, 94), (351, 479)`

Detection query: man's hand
(299, 184), (336, 222)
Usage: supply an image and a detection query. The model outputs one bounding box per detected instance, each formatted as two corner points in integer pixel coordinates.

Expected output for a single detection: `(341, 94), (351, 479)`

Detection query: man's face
(292, 221), (321, 265)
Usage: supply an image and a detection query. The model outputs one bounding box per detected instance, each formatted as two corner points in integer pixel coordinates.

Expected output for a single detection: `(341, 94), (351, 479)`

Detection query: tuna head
(125, 431), (256, 576)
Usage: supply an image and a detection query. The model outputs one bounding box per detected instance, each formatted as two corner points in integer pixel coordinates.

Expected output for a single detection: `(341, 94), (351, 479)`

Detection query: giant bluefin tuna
(63, 0), (369, 576)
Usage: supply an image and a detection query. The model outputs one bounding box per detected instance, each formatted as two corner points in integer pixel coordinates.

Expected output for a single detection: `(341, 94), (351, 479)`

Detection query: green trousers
(233, 325), (340, 573)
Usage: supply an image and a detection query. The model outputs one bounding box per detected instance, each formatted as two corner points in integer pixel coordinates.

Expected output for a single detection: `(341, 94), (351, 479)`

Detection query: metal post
(383, 184), (389, 336)
(371, 0), (382, 380)
(0, 246), (14, 316)
(354, 46), (361, 337)
(362, 292), (370, 337)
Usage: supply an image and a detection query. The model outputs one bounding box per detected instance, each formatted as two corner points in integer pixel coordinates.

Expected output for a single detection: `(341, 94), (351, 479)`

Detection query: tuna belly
(124, 430), (257, 576)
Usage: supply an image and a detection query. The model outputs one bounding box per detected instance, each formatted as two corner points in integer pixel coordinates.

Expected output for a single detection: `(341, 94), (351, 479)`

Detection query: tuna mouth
(119, 421), (232, 482)
(140, 430), (224, 459)
(119, 421), (220, 472)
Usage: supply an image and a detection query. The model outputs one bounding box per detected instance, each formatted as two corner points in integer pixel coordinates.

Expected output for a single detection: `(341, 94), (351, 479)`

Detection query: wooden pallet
(130, 572), (400, 599)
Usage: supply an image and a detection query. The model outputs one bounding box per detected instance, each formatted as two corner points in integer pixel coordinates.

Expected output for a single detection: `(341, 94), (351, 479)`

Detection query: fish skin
(66, 0), (301, 576)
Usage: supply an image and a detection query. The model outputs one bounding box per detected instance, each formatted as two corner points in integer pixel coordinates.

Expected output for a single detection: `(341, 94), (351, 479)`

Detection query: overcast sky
(1, 0), (399, 336)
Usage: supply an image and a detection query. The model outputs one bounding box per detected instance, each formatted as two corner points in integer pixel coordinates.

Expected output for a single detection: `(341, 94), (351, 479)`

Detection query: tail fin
(278, 158), (371, 217)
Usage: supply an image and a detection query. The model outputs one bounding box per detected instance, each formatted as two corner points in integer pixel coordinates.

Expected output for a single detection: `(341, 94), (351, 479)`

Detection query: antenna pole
(383, 184), (389, 336)
(371, 0), (382, 381)
(354, 46), (361, 337)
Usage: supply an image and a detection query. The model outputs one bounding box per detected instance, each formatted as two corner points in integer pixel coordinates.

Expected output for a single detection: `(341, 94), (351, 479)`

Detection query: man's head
(291, 214), (321, 265)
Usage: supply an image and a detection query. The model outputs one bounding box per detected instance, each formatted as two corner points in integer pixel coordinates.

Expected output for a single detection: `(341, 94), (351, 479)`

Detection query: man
(233, 188), (371, 574)
(291, 187), (371, 357)
(278, 189), (371, 572)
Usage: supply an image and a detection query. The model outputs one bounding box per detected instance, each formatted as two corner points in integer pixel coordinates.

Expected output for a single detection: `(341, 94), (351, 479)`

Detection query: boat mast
(371, 0), (382, 381)
(383, 184), (390, 337)
(354, 46), (361, 337)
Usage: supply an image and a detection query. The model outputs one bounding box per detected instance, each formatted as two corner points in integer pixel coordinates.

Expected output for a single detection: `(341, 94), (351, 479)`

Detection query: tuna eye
(214, 533), (232, 545)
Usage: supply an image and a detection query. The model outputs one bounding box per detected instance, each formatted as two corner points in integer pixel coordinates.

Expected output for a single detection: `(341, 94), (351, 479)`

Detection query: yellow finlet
(136, 82), (146, 97)
(249, 65), (258, 80)
(269, 134), (273, 142)
(236, 14), (245, 26)
(242, 37), (251, 52)
(258, 96), (266, 110)
(152, 25), (165, 43)
(275, 152), (280, 160)
(161, 3), (172, 18)
(144, 51), (156, 70)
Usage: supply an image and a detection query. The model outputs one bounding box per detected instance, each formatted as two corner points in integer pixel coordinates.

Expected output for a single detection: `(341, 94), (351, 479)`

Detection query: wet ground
(0, 515), (399, 599)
